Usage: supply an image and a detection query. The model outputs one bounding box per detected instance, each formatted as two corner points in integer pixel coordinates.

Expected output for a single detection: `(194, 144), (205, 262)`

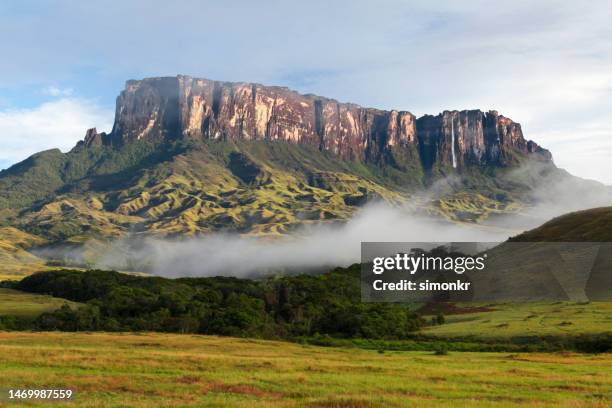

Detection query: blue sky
(1, 0), (611, 184)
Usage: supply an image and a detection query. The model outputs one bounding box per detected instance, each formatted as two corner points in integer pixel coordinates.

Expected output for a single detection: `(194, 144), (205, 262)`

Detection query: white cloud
(42, 86), (74, 97)
(0, 98), (113, 169)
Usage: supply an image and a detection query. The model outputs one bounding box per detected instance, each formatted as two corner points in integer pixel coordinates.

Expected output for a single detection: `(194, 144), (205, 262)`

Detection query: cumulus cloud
(0, 98), (113, 169)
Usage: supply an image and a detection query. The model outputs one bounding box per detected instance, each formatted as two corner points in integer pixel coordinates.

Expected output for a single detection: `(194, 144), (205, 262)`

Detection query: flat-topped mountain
(82, 76), (550, 168)
(1, 74), (608, 277)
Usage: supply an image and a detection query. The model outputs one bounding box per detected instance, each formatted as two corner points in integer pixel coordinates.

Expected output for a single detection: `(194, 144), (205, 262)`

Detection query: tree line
(3, 265), (424, 339)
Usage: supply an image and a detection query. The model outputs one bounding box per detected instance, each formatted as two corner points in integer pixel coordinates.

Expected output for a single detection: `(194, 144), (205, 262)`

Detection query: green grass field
(422, 302), (612, 339)
(0, 288), (80, 318)
(0, 332), (610, 407)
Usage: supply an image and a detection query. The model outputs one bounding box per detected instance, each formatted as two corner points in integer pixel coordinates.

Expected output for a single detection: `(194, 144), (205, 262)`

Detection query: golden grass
(0, 332), (609, 407)
(0, 227), (50, 279)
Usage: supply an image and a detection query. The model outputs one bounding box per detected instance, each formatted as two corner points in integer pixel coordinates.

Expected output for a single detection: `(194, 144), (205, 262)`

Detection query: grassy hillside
(0, 288), (80, 318)
(422, 302), (612, 339)
(0, 332), (610, 407)
(511, 206), (612, 242)
(0, 227), (49, 280)
(0, 139), (562, 244)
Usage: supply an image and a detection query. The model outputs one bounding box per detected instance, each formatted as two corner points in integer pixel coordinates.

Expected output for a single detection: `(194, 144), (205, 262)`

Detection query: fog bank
(94, 203), (510, 277)
(35, 162), (612, 278)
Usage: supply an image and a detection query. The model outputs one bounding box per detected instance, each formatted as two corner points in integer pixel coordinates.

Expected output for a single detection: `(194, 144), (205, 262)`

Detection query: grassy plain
(422, 302), (612, 339)
(0, 332), (610, 408)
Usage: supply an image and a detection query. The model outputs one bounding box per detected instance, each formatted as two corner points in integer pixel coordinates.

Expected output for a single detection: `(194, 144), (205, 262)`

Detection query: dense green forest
(1, 265), (424, 339)
(2, 266), (611, 352)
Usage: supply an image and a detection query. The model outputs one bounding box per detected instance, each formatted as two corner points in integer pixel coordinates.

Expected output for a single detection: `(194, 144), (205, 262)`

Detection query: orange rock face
(87, 75), (550, 168)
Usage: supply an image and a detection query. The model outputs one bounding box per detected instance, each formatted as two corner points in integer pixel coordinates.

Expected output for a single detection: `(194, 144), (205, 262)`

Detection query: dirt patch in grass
(203, 382), (284, 398)
(176, 375), (201, 384)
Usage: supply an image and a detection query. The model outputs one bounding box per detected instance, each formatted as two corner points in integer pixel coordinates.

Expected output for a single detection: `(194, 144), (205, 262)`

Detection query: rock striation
(82, 75), (551, 169)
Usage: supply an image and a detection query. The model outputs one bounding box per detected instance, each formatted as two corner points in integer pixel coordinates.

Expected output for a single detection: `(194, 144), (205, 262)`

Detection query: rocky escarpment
(416, 110), (552, 171)
(80, 75), (551, 169)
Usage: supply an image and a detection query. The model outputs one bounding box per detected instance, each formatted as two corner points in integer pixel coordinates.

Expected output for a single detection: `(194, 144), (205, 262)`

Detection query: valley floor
(0, 332), (610, 407)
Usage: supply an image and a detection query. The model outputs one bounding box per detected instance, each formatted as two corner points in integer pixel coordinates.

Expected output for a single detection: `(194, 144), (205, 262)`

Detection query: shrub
(433, 343), (449, 355)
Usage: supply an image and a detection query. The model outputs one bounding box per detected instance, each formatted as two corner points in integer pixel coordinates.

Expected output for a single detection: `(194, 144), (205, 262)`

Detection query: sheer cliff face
(416, 110), (552, 170)
(87, 75), (550, 168)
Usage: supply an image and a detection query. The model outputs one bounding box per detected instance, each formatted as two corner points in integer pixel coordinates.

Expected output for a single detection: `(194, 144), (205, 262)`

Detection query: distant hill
(511, 207), (612, 242)
(460, 207), (612, 302)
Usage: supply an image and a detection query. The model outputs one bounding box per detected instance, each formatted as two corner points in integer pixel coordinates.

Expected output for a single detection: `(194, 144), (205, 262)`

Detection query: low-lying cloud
(495, 161), (612, 227)
(92, 203), (509, 278)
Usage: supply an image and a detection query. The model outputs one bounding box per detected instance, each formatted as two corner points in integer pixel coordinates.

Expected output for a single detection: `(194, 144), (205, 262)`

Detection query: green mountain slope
(0, 138), (548, 244)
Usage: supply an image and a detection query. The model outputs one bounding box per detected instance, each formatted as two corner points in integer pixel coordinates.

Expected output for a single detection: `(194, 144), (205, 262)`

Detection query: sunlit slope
(13, 143), (405, 239)
(0, 228), (49, 280)
(0, 139), (536, 245)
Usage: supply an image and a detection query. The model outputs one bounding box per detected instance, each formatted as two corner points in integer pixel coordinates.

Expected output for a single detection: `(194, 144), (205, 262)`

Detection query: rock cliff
(83, 75), (551, 169)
